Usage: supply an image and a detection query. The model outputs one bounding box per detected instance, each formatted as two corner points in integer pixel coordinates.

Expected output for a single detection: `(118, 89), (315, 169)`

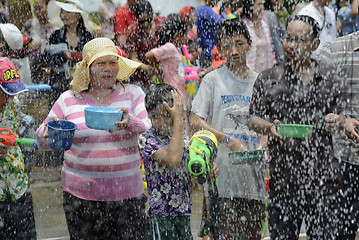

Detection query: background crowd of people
(0, 0), (358, 239)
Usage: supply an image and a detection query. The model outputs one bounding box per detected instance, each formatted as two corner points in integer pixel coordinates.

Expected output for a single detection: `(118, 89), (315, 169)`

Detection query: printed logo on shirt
(223, 104), (259, 143)
(221, 95), (251, 105)
(233, 133), (259, 143)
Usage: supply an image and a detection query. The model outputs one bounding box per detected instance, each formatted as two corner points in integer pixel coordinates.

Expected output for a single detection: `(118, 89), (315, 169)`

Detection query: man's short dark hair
(288, 15), (321, 40)
(133, 0), (153, 19)
(216, 17), (251, 47)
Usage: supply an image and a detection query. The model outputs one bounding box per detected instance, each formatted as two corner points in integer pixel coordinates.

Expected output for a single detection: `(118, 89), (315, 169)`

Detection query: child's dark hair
(133, 0), (153, 19)
(157, 19), (187, 46)
(145, 83), (177, 112)
(288, 15), (320, 40)
(216, 17), (251, 46)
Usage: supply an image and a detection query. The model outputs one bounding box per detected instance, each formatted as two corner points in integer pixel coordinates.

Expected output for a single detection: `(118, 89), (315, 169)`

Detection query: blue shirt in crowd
(195, 5), (222, 60)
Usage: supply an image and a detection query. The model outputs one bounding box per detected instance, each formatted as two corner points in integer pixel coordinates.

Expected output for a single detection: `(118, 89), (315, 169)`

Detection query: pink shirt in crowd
(36, 84), (151, 201)
(151, 42), (187, 109)
(243, 11), (276, 73)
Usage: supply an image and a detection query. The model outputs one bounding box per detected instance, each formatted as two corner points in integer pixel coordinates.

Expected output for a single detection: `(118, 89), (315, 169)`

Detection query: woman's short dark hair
(157, 19), (187, 46)
(145, 83), (177, 112)
(288, 15), (321, 40)
(216, 17), (251, 46)
(133, 0), (153, 19)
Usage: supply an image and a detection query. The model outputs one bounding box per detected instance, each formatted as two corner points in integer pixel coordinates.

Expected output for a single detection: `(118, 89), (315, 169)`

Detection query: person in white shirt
(297, 0), (337, 57)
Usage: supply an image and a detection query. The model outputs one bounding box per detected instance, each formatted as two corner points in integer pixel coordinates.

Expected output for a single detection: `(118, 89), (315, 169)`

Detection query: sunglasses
(138, 18), (153, 24)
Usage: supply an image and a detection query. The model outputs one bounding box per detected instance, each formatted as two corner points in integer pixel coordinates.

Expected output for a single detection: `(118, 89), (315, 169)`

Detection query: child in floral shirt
(0, 57), (36, 239)
(139, 84), (193, 240)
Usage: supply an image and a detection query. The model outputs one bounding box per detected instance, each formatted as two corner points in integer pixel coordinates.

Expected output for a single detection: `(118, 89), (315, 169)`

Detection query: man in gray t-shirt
(190, 18), (266, 240)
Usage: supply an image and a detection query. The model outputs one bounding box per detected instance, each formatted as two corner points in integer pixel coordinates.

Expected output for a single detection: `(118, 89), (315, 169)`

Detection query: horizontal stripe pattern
(36, 84), (150, 200)
(61, 170), (144, 201)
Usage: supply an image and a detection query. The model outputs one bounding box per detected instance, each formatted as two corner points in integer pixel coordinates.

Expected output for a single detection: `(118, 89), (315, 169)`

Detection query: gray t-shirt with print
(191, 65), (265, 201)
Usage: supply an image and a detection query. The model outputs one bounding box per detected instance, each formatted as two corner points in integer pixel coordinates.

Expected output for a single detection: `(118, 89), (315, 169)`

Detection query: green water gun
(188, 130), (218, 184)
(0, 128), (38, 148)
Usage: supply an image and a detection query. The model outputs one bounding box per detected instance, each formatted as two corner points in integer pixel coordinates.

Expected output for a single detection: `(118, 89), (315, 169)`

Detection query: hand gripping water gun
(182, 45), (199, 99)
(0, 128), (37, 171)
(188, 130), (223, 240)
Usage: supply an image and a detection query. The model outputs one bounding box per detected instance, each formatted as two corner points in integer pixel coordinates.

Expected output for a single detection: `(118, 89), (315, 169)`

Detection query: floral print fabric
(0, 97), (28, 201)
(139, 128), (192, 218)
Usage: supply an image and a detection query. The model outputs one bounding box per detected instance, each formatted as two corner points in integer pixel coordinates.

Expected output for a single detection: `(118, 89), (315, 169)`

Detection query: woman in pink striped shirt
(36, 38), (150, 240)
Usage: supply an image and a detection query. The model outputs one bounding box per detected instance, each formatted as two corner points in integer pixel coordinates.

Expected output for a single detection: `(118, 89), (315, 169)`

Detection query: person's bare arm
(249, 116), (281, 140)
(129, 51), (150, 72)
(325, 113), (346, 133)
(345, 118), (359, 144)
(115, 34), (127, 48)
(350, 0), (359, 18)
(189, 113), (246, 151)
(152, 91), (184, 168)
(258, 135), (268, 149)
(144, 51), (162, 76)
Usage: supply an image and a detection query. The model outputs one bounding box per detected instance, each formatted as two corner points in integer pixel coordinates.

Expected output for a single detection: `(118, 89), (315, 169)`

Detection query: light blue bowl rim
(84, 107), (121, 113)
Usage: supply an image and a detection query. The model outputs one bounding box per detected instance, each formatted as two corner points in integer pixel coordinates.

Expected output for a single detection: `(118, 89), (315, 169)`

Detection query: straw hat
(70, 38), (141, 94)
(47, 0), (91, 31)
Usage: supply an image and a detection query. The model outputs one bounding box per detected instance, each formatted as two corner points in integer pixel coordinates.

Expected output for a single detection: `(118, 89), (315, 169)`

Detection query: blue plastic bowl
(84, 107), (123, 130)
(46, 120), (77, 151)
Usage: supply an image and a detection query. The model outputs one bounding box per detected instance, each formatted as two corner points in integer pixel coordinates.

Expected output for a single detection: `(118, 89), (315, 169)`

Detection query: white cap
(0, 23), (23, 51)
(54, 0), (84, 14)
(47, 0), (91, 31)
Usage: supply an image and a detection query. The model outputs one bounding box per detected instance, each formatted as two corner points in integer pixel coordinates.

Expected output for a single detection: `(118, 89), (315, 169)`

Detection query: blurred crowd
(0, 0), (358, 239)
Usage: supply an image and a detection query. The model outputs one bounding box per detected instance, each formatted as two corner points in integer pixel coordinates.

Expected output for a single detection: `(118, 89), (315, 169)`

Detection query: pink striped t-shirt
(36, 83), (151, 201)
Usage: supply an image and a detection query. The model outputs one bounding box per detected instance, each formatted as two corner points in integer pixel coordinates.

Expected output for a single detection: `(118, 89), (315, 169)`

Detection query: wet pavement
(30, 167), (68, 240)
(30, 166), (205, 240)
